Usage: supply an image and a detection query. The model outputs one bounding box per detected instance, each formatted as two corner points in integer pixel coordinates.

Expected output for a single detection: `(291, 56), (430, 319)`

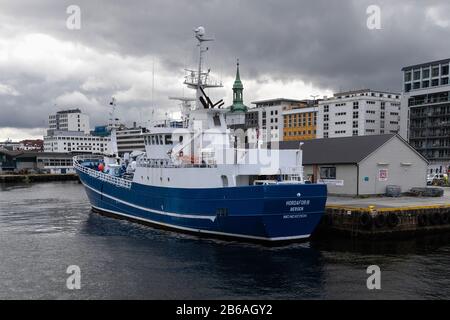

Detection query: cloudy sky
(1, 0), (450, 140)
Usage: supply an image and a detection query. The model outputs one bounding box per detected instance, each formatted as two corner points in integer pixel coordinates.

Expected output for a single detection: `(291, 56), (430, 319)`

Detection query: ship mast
(184, 27), (222, 110)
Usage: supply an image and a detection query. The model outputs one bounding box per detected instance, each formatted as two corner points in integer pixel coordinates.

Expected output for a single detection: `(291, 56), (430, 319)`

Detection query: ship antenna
(108, 97), (119, 156)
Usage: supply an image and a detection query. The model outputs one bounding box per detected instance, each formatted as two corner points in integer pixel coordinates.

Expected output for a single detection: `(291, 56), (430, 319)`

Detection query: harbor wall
(0, 174), (79, 183)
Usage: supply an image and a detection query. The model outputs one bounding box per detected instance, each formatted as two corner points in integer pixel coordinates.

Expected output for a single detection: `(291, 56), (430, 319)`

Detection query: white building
(248, 98), (313, 143)
(44, 108), (111, 154)
(317, 89), (401, 139)
(116, 126), (146, 156)
(400, 58), (450, 174)
(48, 109), (90, 135)
(44, 131), (111, 154)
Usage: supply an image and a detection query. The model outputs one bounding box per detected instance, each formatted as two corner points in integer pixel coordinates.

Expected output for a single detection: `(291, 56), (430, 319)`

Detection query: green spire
(230, 59), (247, 112)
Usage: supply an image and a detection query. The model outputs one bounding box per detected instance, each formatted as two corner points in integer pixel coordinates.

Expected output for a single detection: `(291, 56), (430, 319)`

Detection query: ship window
(179, 136), (183, 143)
(159, 135), (163, 145)
(213, 114), (221, 126)
(165, 135), (173, 145)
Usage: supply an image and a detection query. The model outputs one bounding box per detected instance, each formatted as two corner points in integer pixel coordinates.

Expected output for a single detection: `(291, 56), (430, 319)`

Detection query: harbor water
(0, 181), (449, 299)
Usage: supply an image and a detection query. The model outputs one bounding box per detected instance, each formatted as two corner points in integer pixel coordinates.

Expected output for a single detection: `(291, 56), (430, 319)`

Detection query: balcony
(409, 96), (450, 107)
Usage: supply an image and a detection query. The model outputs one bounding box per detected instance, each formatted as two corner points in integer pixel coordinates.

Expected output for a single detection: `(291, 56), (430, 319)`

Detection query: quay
(0, 174), (79, 183)
(315, 188), (450, 239)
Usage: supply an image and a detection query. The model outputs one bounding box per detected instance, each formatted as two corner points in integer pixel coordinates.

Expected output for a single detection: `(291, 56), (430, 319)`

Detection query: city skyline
(1, 0), (450, 140)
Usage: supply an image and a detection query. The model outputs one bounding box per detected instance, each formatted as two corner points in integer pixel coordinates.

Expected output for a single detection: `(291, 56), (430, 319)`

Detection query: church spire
(230, 59), (247, 112)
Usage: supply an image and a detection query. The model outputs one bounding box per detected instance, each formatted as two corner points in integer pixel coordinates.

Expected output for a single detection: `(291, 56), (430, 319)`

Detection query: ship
(74, 27), (327, 243)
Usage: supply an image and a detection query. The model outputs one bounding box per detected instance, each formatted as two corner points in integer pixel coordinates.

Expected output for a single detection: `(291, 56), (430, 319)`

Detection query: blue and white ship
(74, 27), (327, 242)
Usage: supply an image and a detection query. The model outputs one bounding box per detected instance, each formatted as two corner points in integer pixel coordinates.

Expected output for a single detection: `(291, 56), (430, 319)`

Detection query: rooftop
(56, 108), (82, 115)
(276, 134), (425, 165)
(251, 98), (312, 105)
(401, 58), (450, 71)
(332, 89), (401, 97)
(15, 151), (73, 159)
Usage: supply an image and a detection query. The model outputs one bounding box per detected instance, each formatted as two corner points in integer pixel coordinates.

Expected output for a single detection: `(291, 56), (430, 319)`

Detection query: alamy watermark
(66, 5), (81, 30)
(66, 265), (81, 290)
(366, 5), (381, 30)
(366, 265), (381, 290)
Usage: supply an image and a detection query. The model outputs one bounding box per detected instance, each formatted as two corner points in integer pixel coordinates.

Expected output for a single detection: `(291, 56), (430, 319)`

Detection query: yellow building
(283, 102), (318, 141)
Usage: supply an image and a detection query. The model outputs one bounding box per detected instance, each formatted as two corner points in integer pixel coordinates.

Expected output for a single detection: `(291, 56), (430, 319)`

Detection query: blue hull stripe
(82, 181), (216, 221)
(90, 204), (310, 241)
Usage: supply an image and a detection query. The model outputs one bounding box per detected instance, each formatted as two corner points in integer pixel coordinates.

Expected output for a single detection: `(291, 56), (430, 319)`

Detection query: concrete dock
(315, 188), (450, 239)
(0, 174), (79, 183)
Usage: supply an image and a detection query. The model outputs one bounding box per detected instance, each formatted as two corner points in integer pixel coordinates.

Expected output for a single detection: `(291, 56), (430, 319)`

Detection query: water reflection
(0, 181), (449, 299)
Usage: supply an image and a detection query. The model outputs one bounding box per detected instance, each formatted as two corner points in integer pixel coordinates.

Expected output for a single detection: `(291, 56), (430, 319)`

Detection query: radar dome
(195, 26), (205, 36)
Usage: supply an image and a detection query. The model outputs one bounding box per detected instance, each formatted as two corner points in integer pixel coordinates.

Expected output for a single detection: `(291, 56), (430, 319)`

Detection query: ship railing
(73, 155), (132, 189)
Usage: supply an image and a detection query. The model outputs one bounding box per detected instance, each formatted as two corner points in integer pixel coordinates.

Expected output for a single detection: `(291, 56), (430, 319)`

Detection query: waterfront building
(248, 98), (312, 143)
(0, 139), (21, 151)
(0, 149), (22, 172)
(14, 152), (75, 174)
(19, 139), (43, 151)
(47, 108), (90, 135)
(317, 89), (401, 139)
(43, 131), (111, 154)
(116, 124), (147, 156)
(283, 100), (318, 141)
(400, 58), (450, 174)
(44, 108), (111, 154)
(279, 134), (427, 196)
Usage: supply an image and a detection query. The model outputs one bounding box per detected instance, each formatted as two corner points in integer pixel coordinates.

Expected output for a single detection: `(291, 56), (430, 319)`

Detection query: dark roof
(401, 58), (450, 71)
(278, 134), (396, 165)
(251, 98), (309, 105)
(0, 148), (23, 157)
(15, 151), (73, 159)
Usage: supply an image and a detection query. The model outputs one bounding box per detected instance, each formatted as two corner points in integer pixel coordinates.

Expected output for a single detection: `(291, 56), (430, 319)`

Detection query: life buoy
(387, 213), (400, 228)
(418, 214), (428, 227)
(374, 214), (386, 228)
(359, 212), (373, 229)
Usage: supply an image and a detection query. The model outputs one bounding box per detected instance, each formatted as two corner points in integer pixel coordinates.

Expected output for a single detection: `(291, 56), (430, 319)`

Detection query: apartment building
(401, 58), (450, 173)
(44, 109), (111, 154)
(283, 100), (318, 141)
(317, 89), (401, 139)
(248, 98), (315, 143)
(48, 109), (90, 135)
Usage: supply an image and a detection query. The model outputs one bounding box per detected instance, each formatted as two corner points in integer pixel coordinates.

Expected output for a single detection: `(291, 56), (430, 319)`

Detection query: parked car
(427, 173), (448, 186)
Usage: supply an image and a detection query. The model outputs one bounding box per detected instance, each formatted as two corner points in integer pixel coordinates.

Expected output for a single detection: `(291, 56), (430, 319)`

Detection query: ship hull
(77, 169), (327, 242)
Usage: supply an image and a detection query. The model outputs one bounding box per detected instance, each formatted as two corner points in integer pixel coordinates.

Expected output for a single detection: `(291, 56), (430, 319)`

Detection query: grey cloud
(1, 0), (450, 131)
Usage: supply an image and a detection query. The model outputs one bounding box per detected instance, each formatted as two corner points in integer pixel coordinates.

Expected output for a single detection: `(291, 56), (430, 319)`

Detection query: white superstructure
(125, 27), (305, 189)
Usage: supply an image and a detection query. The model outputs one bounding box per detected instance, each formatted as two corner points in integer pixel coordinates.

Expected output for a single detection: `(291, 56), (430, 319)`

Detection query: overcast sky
(1, 0), (450, 140)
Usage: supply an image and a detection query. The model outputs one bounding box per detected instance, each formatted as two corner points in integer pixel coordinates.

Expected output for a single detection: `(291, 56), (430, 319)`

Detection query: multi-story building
(44, 109), (111, 154)
(249, 98), (313, 143)
(43, 131), (111, 154)
(317, 89), (401, 139)
(283, 100), (318, 141)
(116, 125), (147, 156)
(401, 58), (450, 173)
(48, 109), (90, 135)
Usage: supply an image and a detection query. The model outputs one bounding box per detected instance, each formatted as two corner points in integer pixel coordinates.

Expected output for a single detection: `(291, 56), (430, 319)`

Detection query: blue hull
(76, 169), (327, 242)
